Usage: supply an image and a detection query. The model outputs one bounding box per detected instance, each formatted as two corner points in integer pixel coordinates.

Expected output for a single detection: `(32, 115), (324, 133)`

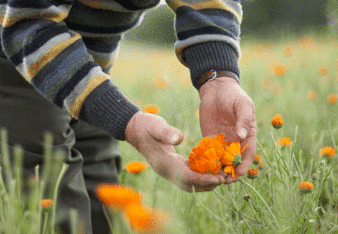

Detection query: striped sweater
(0, 0), (242, 141)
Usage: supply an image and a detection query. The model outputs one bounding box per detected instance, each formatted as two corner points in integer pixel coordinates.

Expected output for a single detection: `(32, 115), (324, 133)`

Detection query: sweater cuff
(79, 80), (141, 141)
(183, 41), (240, 90)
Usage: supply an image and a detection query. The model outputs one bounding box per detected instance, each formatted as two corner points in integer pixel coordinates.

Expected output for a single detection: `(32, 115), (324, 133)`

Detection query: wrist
(196, 70), (239, 90)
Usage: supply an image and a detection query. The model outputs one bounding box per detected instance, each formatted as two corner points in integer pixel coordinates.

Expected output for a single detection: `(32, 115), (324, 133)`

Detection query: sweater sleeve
(166, 0), (242, 89)
(0, 0), (140, 140)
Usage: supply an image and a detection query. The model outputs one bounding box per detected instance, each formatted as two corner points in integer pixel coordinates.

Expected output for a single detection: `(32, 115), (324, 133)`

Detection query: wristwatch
(196, 69), (239, 90)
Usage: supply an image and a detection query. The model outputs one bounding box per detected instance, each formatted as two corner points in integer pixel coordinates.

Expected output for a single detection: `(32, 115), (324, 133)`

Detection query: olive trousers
(0, 57), (121, 234)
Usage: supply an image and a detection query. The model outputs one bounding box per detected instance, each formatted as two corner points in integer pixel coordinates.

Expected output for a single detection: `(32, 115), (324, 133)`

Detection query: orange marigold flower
(124, 161), (148, 174)
(271, 114), (283, 129)
(96, 184), (142, 210)
(283, 45), (293, 57)
(327, 94), (338, 104)
(123, 204), (168, 233)
(258, 161), (264, 169)
(223, 165), (238, 179)
(319, 146), (335, 158)
(143, 104), (160, 114)
(299, 181), (313, 194)
(247, 168), (258, 179)
(253, 155), (261, 165)
(221, 141), (247, 167)
(273, 64), (288, 76)
(307, 91), (317, 100)
(40, 199), (54, 209)
(278, 137), (292, 147)
(319, 66), (329, 75)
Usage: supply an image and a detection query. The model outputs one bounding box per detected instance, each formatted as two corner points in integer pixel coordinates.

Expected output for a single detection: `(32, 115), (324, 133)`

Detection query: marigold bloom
(273, 64), (287, 76)
(283, 45), (293, 57)
(299, 181), (313, 194)
(247, 168), (258, 179)
(40, 199), (54, 209)
(258, 161), (264, 169)
(96, 184), (142, 209)
(143, 104), (160, 114)
(278, 137), (292, 147)
(271, 114), (283, 129)
(223, 165), (238, 178)
(319, 146), (335, 158)
(307, 91), (317, 100)
(327, 94), (338, 104)
(124, 161), (148, 174)
(123, 204), (167, 233)
(253, 155), (261, 165)
(319, 66), (329, 75)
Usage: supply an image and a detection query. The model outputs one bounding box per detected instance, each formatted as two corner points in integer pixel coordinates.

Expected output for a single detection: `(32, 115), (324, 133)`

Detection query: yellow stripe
(69, 74), (110, 119)
(1, 11), (69, 28)
(169, 0), (242, 22)
(76, 0), (112, 10)
(93, 57), (115, 70)
(24, 33), (82, 82)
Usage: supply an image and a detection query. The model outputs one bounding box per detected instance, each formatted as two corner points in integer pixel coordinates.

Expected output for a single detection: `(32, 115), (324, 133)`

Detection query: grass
(1, 32), (338, 233)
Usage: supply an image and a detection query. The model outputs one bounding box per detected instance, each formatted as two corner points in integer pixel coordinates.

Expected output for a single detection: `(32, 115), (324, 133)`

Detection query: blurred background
(124, 0), (338, 46)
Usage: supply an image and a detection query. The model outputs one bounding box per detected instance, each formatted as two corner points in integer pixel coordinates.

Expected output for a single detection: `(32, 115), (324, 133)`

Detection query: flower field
(0, 33), (338, 233)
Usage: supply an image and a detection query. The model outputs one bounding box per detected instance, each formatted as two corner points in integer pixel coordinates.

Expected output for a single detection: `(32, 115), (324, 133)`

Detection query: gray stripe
(175, 34), (241, 57)
(64, 66), (105, 110)
(0, 4), (70, 18)
(87, 45), (120, 62)
(16, 33), (71, 75)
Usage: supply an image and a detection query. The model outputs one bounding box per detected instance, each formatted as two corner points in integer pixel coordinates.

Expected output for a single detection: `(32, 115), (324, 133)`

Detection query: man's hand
(199, 77), (257, 184)
(125, 112), (227, 192)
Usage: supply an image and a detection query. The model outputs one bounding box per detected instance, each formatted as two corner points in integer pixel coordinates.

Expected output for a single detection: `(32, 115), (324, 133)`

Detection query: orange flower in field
(143, 104), (160, 114)
(247, 168), (258, 179)
(271, 114), (283, 129)
(319, 146), (335, 158)
(123, 204), (168, 233)
(96, 184), (142, 209)
(307, 91), (317, 100)
(319, 66), (329, 75)
(299, 181), (313, 194)
(258, 161), (264, 169)
(283, 45), (293, 57)
(223, 165), (238, 178)
(273, 64), (288, 76)
(253, 155), (261, 165)
(327, 94), (338, 104)
(124, 161), (148, 174)
(40, 199), (54, 212)
(278, 137), (292, 147)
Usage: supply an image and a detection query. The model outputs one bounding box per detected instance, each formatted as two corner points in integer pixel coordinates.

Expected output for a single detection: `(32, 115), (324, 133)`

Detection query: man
(0, 0), (256, 233)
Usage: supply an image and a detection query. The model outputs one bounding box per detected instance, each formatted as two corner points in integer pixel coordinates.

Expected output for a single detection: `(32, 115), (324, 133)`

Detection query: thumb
(235, 103), (254, 140)
(146, 114), (184, 145)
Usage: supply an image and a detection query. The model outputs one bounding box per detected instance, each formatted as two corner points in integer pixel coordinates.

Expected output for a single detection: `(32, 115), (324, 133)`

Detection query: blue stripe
(82, 37), (121, 53)
(177, 26), (235, 40)
(54, 61), (98, 108)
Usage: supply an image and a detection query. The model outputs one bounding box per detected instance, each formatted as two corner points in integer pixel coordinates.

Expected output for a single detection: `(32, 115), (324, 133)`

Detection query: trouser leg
(70, 119), (121, 234)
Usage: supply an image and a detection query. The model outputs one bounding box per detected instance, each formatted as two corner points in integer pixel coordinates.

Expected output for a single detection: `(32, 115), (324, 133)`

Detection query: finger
(236, 127), (257, 176)
(145, 114), (184, 145)
(235, 99), (255, 140)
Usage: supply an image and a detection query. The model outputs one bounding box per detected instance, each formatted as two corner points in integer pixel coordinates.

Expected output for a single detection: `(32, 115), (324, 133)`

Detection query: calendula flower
(327, 94), (338, 104)
(273, 64), (288, 76)
(123, 203), (168, 233)
(253, 155), (261, 165)
(223, 165), (238, 178)
(143, 104), (160, 114)
(307, 91), (317, 100)
(40, 199), (54, 212)
(299, 181), (313, 194)
(319, 66), (329, 75)
(153, 76), (169, 89)
(124, 161), (148, 174)
(247, 168), (258, 179)
(258, 161), (264, 169)
(278, 137), (292, 147)
(319, 146), (335, 159)
(283, 45), (293, 57)
(96, 184), (142, 210)
(271, 114), (283, 129)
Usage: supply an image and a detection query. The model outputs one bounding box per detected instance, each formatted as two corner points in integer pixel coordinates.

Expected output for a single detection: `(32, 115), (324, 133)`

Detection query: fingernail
(239, 128), (247, 139)
(171, 134), (179, 144)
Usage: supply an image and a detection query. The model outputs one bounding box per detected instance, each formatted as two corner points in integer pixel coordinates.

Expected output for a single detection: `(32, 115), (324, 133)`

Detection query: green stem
(42, 212), (49, 234)
(1, 129), (13, 187)
(51, 163), (69, 234)
(239, 179), (279, 229)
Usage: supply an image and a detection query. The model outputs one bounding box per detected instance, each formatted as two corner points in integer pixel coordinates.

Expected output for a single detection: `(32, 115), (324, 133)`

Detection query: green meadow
(0, 33), (338, 233)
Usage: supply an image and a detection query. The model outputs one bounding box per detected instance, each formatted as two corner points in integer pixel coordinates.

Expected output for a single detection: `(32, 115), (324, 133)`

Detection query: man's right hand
(125, 112), (227, 192)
